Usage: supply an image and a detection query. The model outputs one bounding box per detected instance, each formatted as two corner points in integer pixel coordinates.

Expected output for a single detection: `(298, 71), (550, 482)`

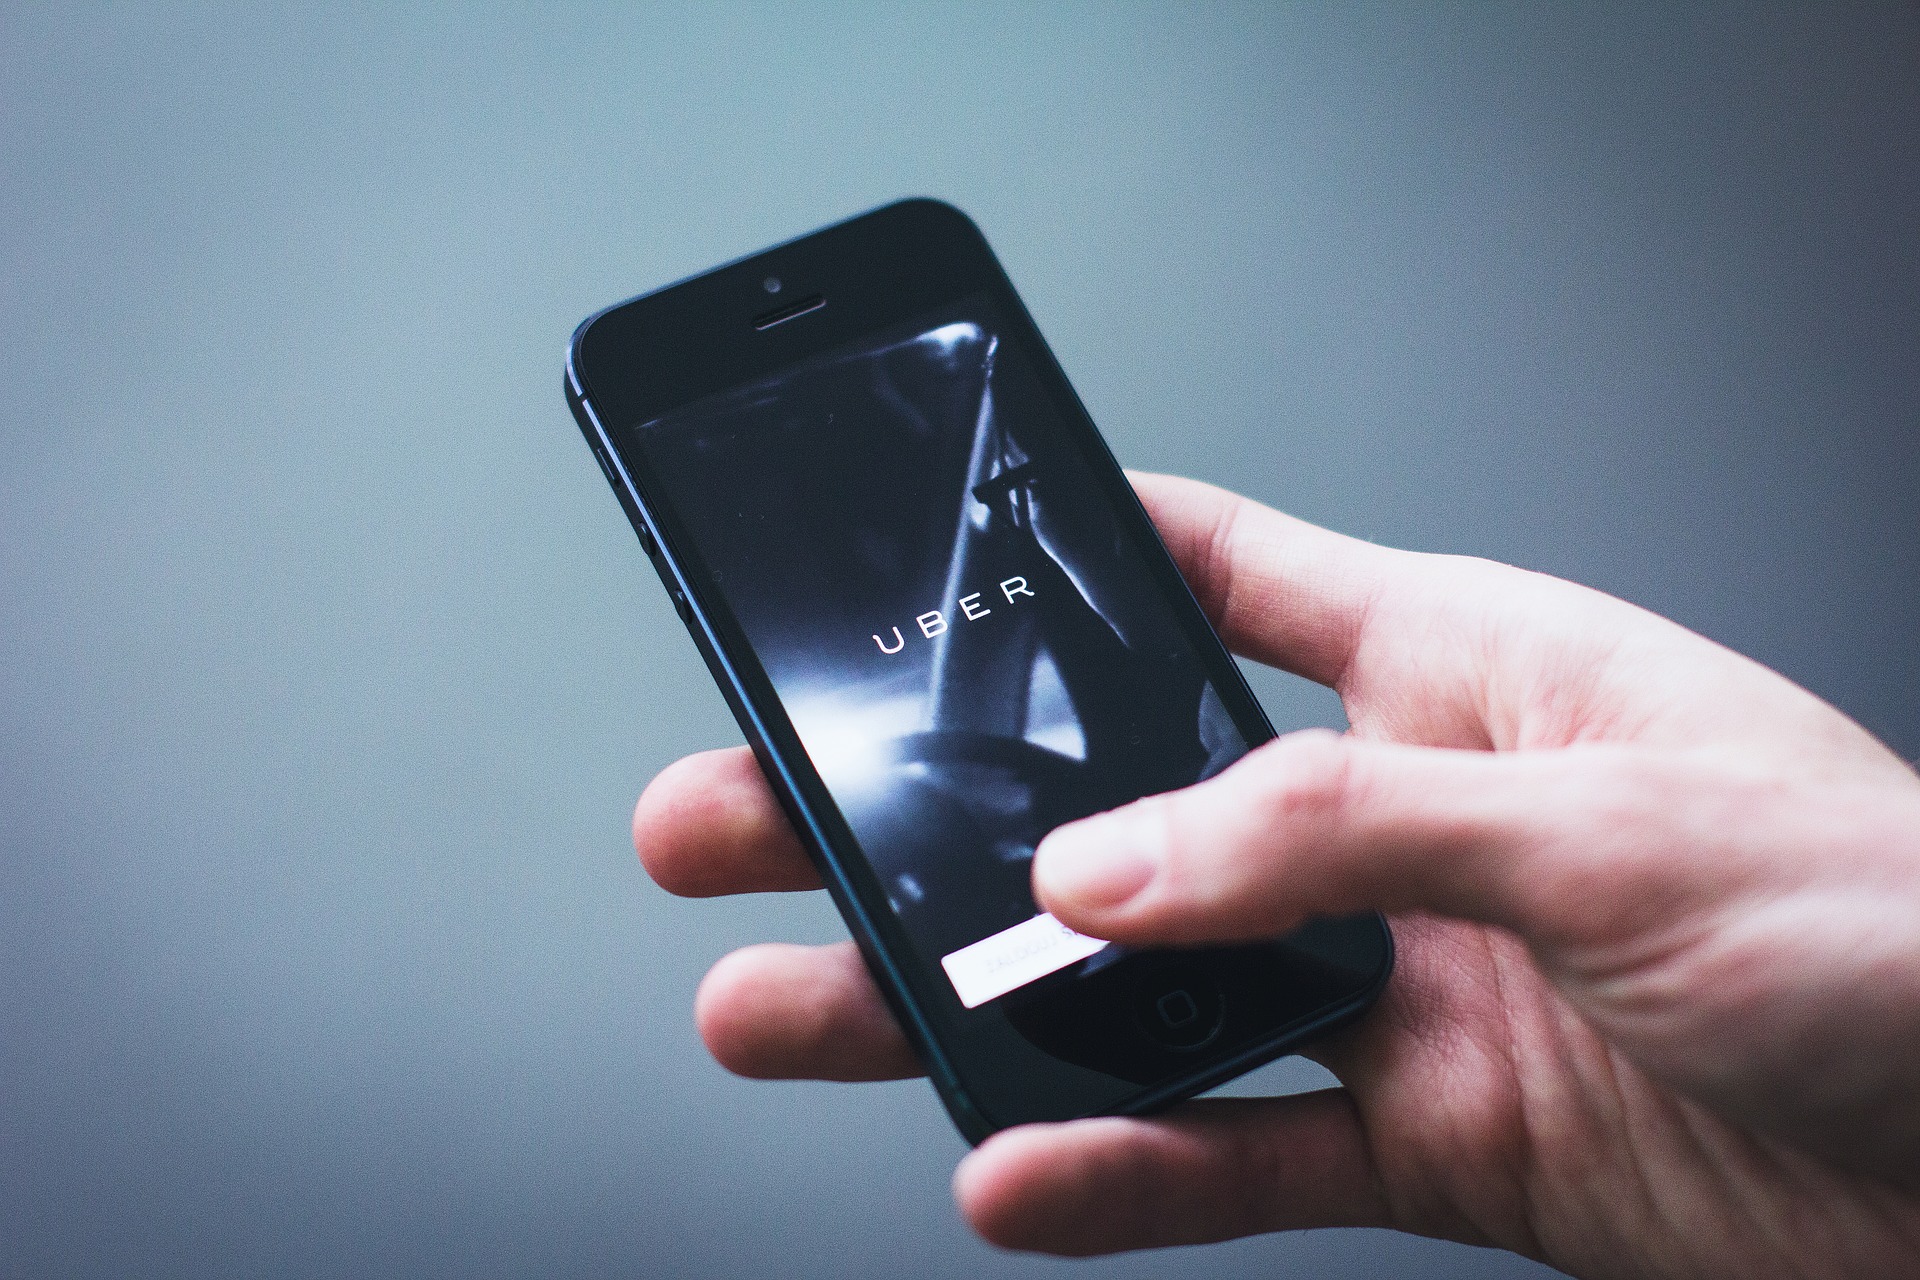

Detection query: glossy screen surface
(636, 299), (1253, 1007)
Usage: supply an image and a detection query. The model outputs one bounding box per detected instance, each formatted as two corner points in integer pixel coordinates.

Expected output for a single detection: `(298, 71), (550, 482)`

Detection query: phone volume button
(670, 589), (693, 625)
(591, 445), (618, 489)
(591, 444), (658, 557)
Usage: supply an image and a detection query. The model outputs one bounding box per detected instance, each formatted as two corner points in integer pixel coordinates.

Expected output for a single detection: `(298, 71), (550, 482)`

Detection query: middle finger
(696, 939), (924, 1082)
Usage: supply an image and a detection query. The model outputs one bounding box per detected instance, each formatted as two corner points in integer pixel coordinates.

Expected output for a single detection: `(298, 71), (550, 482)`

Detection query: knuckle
(1254, 730), (1357, 834)
(1137, 792), (1186, 876)
(1127, 792), (1222, 939)
(1145, 734), (1357, 937)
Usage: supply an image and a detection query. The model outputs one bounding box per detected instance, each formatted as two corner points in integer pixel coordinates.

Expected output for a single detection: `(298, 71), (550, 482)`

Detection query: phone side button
(591, 446), (657, 557)
(670, 589), (693, 625)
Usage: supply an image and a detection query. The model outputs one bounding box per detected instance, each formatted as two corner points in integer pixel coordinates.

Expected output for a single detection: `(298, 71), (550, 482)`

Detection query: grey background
(3, 4), (1916, 1277)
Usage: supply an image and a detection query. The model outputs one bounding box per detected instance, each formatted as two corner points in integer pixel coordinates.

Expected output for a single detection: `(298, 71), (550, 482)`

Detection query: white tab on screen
(940, 913), (1108, 1010)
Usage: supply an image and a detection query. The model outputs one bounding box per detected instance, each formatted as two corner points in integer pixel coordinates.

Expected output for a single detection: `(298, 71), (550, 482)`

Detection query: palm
(1284, 547), (1920, 1275)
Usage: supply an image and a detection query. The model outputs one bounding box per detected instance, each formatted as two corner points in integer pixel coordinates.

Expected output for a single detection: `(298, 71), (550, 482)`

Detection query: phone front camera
(763, 275), (782, 294)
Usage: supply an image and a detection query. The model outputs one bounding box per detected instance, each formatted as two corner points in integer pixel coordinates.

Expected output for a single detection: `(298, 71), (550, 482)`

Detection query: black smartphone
(565, 199), (1392, 1142)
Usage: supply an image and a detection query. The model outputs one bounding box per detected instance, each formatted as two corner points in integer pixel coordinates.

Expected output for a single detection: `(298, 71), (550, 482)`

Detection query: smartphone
(565, 199), (1392, 1142)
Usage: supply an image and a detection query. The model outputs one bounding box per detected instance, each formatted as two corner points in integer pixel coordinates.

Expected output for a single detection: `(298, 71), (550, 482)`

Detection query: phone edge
(565, 353), (999, 1144)
(563, 196), (1394, 1142)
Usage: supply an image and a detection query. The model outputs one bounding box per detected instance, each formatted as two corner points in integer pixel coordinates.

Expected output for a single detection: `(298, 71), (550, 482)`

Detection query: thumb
(1032, 729), (1705, 950)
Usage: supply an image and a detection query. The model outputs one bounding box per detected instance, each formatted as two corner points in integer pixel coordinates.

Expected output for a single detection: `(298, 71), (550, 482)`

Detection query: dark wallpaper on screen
(639, 304), (1248, 980)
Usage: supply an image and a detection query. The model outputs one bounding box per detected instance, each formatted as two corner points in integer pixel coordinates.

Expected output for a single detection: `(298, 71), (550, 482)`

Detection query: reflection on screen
(640, 301), (1249, 1006)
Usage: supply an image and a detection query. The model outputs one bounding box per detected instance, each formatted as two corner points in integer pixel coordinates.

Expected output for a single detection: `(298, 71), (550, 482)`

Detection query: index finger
(1128, 471), (1397, 689)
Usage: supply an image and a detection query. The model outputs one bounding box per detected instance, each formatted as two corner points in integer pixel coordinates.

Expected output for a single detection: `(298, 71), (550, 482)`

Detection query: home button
(1136, 972), (1225, 1050)
(1157, 989), (1200, 1027)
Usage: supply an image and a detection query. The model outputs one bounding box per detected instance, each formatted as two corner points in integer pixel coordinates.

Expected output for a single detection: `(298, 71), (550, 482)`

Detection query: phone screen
(634, 295), (1257, 1012)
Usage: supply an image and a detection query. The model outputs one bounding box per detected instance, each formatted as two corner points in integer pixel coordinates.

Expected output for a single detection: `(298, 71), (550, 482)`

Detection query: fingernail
(1034, 817), (1156, 910)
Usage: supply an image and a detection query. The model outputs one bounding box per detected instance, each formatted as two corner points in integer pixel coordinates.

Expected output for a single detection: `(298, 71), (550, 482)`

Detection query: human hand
(636, 474), (1920, 1277)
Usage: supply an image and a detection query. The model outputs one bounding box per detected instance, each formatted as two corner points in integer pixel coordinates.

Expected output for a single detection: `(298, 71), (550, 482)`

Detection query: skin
(635, 473), (1920, 1277)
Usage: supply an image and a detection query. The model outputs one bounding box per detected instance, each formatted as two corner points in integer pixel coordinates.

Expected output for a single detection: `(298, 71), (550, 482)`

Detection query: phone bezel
(566, 199), (1392, 1139)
